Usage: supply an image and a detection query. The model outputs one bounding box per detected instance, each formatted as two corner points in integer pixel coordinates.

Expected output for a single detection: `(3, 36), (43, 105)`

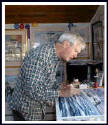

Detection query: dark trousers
(12, 110), (25, 121)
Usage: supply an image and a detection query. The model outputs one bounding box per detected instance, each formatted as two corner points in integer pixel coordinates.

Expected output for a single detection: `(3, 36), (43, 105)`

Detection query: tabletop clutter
(70, 68), (104, 89)
(56, 88), (104, 121)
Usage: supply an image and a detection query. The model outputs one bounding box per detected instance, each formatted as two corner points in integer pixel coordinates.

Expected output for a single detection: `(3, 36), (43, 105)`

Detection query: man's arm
(58, 83), (80, 97)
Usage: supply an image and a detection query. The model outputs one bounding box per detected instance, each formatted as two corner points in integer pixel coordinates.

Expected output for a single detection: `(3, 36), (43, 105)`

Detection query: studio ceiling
(5, 5), (99, 24)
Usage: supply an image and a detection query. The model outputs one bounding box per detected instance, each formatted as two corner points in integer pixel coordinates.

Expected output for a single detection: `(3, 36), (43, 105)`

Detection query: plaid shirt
(8, 42), (62, 121)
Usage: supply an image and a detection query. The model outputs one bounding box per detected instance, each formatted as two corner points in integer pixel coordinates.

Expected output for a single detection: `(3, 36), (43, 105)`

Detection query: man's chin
(63, 57), (72, 62)
(66, 58), (71, 62)
(65, 57), (77, 62)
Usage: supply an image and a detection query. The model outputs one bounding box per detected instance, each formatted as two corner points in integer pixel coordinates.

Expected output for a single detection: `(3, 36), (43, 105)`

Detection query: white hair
(57, 32), (86, 50)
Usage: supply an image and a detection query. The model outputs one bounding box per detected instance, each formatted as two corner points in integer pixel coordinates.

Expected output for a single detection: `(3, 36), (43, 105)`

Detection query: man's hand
(59, 83), (80, 97)
(59, 82), (68, 89)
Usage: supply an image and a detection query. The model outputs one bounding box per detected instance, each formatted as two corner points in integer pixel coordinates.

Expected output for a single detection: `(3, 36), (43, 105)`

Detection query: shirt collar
(50, 42), (61, 62)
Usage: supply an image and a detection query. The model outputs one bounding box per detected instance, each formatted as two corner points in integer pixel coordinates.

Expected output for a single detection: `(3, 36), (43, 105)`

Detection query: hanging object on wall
(16, 35), (22, 43)
(68, 23), (73, 31)
(25, 24), (30, 39)
(14, 24), (20, 29)
(32, 23), (38, 27)
(20, 23), (24, 29)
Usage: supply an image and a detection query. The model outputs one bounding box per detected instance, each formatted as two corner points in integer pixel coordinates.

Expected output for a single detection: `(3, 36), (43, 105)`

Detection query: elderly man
(8, 32), (86, 121)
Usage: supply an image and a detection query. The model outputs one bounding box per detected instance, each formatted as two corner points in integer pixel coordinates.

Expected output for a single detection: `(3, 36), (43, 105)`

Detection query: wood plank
(44, 114), (56, 121)
(5, 116), (14, 121)
(5, 5), (99, 23)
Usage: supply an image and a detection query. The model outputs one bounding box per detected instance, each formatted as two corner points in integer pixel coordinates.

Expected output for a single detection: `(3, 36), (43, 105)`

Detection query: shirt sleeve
(22, 50), (59, 101)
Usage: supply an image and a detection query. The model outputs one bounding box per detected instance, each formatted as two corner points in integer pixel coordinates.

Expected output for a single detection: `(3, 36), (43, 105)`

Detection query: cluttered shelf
(89, 86), (104, 89)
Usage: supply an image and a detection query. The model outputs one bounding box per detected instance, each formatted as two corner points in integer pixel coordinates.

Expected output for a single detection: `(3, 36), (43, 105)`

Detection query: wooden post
(63, 61), (68, 84)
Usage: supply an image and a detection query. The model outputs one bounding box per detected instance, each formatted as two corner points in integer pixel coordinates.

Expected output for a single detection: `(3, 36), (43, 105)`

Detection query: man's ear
(63, 40), (70, 48)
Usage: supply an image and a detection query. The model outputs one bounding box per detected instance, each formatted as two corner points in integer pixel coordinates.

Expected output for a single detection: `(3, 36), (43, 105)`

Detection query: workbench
(56, 88), (104, 121)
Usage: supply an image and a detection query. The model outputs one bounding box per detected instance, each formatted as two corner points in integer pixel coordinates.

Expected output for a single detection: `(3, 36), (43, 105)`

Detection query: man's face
(62, 41), (82, 62)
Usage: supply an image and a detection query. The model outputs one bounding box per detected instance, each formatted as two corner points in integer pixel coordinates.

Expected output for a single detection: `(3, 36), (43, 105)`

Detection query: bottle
(94, 68), (99, 88)
(95, 68), (99, 77)
(94, 81), (98, 88)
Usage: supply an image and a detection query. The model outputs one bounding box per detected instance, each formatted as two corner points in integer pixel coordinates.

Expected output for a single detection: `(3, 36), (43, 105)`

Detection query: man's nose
(74, 53), (77, 57)
(74, 53), (78, 58)
(75, 55), (77, 58)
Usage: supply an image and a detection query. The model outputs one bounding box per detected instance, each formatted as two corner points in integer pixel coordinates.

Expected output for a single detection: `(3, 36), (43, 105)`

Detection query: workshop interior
(5, 4), (105, 121)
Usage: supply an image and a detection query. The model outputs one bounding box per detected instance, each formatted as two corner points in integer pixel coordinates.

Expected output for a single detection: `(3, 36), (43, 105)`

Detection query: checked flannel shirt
(8, 42), (62, 121)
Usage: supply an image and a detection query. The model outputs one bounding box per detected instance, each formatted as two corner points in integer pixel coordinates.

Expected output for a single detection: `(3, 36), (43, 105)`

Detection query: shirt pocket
(50, 73), (56, 82)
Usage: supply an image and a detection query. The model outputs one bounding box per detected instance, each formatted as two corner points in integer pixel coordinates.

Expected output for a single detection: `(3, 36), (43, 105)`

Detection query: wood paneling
(5, 5), (99, 23)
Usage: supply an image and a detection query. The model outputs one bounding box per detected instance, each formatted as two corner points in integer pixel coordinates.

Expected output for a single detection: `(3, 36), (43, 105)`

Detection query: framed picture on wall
(30, 29), (63, 48)
(77, 42), (91, 59)
(91, 21), (104, 61)
(5, 29), (28, 68)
